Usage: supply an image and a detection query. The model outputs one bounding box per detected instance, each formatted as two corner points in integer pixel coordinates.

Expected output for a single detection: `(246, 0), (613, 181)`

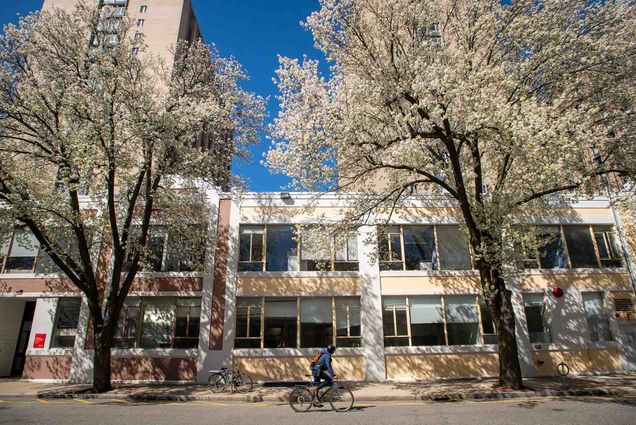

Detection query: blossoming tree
(267, 0), (636, 388)
(0, 4), (264, 391)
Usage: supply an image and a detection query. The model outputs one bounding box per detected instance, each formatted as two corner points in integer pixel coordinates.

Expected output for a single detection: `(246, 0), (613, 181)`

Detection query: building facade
(1, 192), (635, 383)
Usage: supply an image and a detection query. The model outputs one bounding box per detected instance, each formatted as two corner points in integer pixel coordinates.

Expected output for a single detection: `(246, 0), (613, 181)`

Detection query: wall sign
(33, 333), (46, 348)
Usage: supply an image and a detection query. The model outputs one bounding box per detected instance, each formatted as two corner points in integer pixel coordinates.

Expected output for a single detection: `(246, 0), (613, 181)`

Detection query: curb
(0, 387), (631, 403)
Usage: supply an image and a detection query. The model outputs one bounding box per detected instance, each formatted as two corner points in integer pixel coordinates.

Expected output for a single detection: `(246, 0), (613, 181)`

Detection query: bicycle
(289, 375), (354, 412)
(207, 366), (253, 394)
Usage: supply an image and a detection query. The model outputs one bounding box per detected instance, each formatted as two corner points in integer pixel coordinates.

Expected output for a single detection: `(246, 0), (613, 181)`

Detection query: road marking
(74, 399), (93, 404)
(36, 398), (49, 403)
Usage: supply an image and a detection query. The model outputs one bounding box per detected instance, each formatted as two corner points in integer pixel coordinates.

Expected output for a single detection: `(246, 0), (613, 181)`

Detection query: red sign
(33, 333), (46, 349)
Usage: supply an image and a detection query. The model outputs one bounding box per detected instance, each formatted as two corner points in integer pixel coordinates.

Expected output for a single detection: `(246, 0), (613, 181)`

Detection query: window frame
(136, 18), (145, 27)
(581, 291), (613, 342)
(51, 297), (82, 348)
(139, 5), (148, 13)
(381, 295), (487, 347)
(233, 296), (363, 349)
(2, 228), (41, 274)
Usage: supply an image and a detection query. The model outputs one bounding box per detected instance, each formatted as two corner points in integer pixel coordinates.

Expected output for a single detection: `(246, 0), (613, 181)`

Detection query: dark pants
(312, 370), (332, 391)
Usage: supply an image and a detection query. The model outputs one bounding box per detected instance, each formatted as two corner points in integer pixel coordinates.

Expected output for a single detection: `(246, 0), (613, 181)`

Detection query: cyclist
(310, 344), (337, 405)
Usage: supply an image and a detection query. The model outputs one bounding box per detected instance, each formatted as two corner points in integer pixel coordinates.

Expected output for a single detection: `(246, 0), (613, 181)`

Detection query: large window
(523, 225), (622, 270)
(264, 298), (297, 348)
(237, 225), (359, 272)
(563, 225), (598, 268)
(52, 297), (81, 348)
(582, 292), (612, 342)
(523, 293), (551, 343)
(300, 298), (333, 347)
(114, 297), (201, 349)
(3, 229), (39, 273)
(382, 295), (487, 347)
(593, 226), (622, 267)
(234, 296), (362, 349)
(379, 225), (471, 271)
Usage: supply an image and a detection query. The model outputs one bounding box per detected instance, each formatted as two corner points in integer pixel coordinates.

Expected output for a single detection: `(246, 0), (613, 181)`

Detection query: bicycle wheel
(329, 386), (354, 412)
(208, 373), (226, 393)
(289, 387), (313, 412)
(233, 373), (253, 394)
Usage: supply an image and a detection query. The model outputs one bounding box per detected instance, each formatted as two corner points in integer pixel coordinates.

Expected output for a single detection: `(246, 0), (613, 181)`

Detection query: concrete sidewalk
(1, 375), (635, 403)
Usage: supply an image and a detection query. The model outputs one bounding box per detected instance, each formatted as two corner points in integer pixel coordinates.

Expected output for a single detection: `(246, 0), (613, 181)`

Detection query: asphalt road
(1, 396), (635, 425)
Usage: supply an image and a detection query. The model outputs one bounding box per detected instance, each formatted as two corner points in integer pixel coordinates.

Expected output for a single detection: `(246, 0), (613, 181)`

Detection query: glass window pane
(437, 226), (472, 270)
(403, 226), (436, 270)
(336, 297), (361, 337)
(140, 298), (175, 348)
(300, 298), (333, 347)
(409, 296), (443, 323)
(264, 298), (297, 348)
(563, 226), (598, 268)
(52, 297), (81, 348)
(266, 226), (298, 271)
(390, 235), (403, 261)
(523, 294), (551, 343)
(5, 229), (38, 273)
(445, 295), (480, 345)
(239, 234), (251, 262)
(582, 292), (612, 341)
(395, 307), (408, 336)
(538, 226), (568, 269)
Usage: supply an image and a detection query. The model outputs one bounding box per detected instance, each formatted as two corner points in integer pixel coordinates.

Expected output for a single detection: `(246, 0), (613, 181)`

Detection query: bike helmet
(327, 344), (336, 354)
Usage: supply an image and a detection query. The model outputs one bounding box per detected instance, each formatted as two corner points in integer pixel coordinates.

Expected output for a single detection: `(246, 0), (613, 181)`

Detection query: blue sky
(0, 0), (325, 191)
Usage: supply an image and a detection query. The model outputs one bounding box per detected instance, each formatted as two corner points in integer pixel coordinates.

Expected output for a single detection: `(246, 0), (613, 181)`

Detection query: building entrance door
(619, 322), (636, 371)
(11, 301), (36, 376)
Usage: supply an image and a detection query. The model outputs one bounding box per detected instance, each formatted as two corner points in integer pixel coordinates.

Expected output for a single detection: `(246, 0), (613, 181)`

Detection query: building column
(358, 225), (385, 382)
(509, 278), (535, 377)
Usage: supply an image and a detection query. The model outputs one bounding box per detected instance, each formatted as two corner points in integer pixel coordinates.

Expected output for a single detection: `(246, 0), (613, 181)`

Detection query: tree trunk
(92, 333), (113, 393)
(496, 287), (524, 389)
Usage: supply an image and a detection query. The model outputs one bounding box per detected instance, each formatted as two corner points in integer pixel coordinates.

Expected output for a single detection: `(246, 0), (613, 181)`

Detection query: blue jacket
(312, 348), (334, 377)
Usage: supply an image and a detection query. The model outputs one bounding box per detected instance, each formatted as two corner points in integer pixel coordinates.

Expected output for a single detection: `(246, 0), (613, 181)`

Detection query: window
(523, 293), (551, 343)
(479, 300), (498, 344)
(538, 226), (568, 269)
(235, 298), (262, 348)
(134, 32), (143, 41)
(300, 298), (332, 347)
(52, 298), (81, 348)
(380, 225), (470, 271)
(140, 298), (175, 348)
(238, 225), (359, 272)
(403, 226), (436, 270)
(335, 297), (362, 347)
(237, 226), (260, 271)
(436, 226), (472, 270)
(409, 296), (445, 346)
(234, 296), (362, 349)
(114, 298), (141, 348)
(266, 226), (298, 272)
(593, 226), (622, 267)
(582, 292), (612, 342)
(140, 5), (148, 13)
(136, 19), (145, 27)
(264, 298), (297, 348)
(174, 298), (201, 348)
(382, 295), (484, 347)
(382, 297), (410, 346)
(300, 231), (359, 271)
(131, 47), (139, 56)
(445, 295), (480, 345)
(3, 229), (39, 273)
(334, 236), (359, 271)
(379, 226), (403, 270)
(563, 225), (598, 268)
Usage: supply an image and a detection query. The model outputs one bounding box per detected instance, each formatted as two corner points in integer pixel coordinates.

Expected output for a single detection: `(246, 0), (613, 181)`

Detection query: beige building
(42, 0), (202, 65)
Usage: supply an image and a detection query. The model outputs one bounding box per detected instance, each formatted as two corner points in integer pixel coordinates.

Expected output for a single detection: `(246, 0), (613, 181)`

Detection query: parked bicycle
(289, 375), (354, 412)
(208, 366), (253, 393)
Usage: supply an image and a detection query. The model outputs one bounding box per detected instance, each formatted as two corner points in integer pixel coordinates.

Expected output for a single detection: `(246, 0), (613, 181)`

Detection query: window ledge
(81, 348), (200, 358)
(0, 272), (68, 279)
(26, 348), (74, 356)
(531, 341), (618, 352)
(237, 271), (359, 278)
(232, 347), (364, 357)
(379, 270), (480, 278)
(127, 272), (204, 278)
(384, 345), (497, 355)
(522, 268), (627, 276)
